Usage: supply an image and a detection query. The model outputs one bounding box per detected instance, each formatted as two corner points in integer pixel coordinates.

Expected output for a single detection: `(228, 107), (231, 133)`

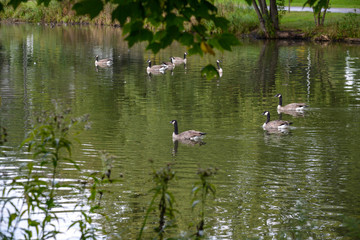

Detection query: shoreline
(245, 29), (360, 44)
(2, 20), (360, 45)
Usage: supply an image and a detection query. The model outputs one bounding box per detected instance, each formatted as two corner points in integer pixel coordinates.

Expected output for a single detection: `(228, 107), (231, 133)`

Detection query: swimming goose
(216, 59), (223, 76)
(95, 55), (113, 67)
(147, 60), (168, 74)
(173, 52), (187, 64)
(163, 57), (175, 70)
(262, 111), (292, 130)
(275, 93), (308, 112)
(170, 120), (206, 141)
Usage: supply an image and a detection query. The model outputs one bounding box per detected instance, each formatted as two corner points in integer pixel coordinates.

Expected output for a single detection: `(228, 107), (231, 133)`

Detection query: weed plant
(191, 167), (218, 238)
(0, 101), (111, 239)
(0, 126), (7, 156)
(138, 162), (177, 240)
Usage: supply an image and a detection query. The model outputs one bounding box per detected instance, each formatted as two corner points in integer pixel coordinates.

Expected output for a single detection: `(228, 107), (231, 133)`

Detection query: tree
(304, 0), (331, 26)
(245, 0), (280, 37)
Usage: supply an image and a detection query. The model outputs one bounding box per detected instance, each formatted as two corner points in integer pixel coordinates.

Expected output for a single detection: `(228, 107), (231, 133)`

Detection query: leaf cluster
(138, 163), (178, 239)
(303, 0), (330, 14)
(191, 167), (218, 236)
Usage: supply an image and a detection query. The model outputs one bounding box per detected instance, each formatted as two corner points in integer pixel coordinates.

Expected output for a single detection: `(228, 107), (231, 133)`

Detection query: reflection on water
(1, 24), (360, 239)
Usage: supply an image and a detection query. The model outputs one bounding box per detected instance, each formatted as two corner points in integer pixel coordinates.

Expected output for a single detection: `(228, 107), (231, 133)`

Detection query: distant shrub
(336, 13), (360, 38)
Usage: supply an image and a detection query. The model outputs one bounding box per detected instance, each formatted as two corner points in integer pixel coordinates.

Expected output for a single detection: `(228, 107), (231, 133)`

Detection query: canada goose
(173, 52), (187, 64)
(275, 93), (308, 112)
(163, 57), (175, 70)
(262, 111), (292, 130)
(147, 60), (168, 74)
(95, 55), (113, 67)
(216, 59), (223, 76)
(170, 120), (206, 141)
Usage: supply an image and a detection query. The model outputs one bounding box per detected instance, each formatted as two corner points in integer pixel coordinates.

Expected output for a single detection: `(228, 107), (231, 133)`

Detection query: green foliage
(0, 102), (100, 240)
(334, 13), (360, 38)
(112, 0), (239, 55)
(138, 162), (177, 240)
(303, 0), (330, 13)
(201, 64), (220, 80)
(191, 167), (218, 237)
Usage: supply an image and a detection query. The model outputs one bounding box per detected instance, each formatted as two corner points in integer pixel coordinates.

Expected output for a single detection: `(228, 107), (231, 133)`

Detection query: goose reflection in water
(277, 109), (306, 117)
(172, 139), (206, 156)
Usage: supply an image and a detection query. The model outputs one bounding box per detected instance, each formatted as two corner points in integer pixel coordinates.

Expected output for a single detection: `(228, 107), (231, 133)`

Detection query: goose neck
(278, 95), (283, 106)
(266, 113), (271, 124)
(173, 121), (179, 135)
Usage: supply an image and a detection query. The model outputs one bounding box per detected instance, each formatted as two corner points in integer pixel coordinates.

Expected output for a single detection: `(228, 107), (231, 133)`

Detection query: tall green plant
(0, 103), (98, 240)
(138, 162), (177, 240)
(0, 126), (7, 156)
(191, 167), (218, 238)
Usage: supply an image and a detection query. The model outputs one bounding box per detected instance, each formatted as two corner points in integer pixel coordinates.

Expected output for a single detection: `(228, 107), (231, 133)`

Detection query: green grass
(215, 0), (360, 9)
(280, 11), (343, 29)
(280, 11), (360, 38)
(288, 0), (360, 8)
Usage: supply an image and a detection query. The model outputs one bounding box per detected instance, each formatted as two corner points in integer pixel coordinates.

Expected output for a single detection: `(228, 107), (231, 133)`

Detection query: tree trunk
(252, 0), (268, 37)
(321, 0), (330, 25)
(317, 11), (321, 26)
(257, 0), (268, 15)
(288, 0), (291, 12)
(270, 0), (279, 30)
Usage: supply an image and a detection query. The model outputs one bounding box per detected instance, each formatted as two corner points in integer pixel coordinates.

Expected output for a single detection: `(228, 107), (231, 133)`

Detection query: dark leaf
(72, 0), (104, 19)
(188, 43), (202, 56)
(218, 33), (240, 51)
(8, 0), (27, 9)
(212, 16), (229, 29)
(37, 0), (51, 7)
(245, 0), (252, 5)
(196, 4), (211, 18)
(179, 32), (194, 46)
(201, 64), (219, 80)
(153, 30), (167, 41)
(126, 28), (153, 48)
(112, 4), (128, 25)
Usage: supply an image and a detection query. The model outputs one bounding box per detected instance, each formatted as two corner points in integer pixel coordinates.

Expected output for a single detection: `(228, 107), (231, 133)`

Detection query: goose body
(262, 111), (292, 130)
(163, 57), (175, 70)
(275, 93), (308, 112)
(147, 60), (168, 74)
(95, 55), (113, 67)
(216, 59), (223, 76)
(173, 52), (187, 64)
(170, 120), (206, 141)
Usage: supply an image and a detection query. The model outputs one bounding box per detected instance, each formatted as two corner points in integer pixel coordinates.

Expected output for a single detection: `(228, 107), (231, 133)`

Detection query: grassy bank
(215, 0), (360, 8)
(0, 0), (114, 25)
(213, 1), (360, 39)
(283, 0), (360, 8)
(280, 11), (360, 39)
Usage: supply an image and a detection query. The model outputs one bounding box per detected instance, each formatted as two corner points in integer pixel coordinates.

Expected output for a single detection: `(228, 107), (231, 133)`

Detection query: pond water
(1, 23), (360, 239)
